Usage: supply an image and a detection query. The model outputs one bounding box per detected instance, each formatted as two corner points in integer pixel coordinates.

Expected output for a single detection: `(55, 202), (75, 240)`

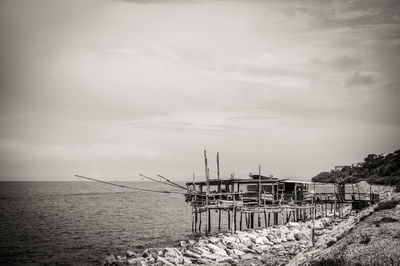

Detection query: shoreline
(104, 207), (353, 265)
(103, 186), (396, 266)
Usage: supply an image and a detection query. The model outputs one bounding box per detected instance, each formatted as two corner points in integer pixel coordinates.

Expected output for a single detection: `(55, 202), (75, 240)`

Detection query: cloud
(346, 71), (375, 87)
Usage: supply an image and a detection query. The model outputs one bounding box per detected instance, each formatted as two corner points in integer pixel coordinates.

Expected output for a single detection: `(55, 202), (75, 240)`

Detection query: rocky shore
(104, 186), (396, 266)
(103, 208), (354, 265)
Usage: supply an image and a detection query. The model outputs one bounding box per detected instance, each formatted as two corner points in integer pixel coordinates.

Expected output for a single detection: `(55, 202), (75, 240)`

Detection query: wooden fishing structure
(184, 150), (379, 235)
(75, 150), (380, 237)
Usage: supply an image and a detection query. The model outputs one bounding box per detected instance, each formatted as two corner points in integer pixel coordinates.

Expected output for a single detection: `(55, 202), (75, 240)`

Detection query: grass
(373, 217), (398, 226)
(359, 234), (371, 245)
(310, 257), (348, 266)
(374, 200), (400, 212)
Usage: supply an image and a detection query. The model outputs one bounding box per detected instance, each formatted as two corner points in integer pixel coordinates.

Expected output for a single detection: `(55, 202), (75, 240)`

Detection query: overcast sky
(0, 0), (399, 181)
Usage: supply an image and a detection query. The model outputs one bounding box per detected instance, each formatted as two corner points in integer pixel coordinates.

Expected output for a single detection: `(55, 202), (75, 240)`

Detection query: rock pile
(104, 217), (339, 266)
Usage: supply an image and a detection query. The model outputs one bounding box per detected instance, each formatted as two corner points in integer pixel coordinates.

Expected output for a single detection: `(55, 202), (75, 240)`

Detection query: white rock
(223, 236), (237, 243)
(233, 249), (245, 257)
(216, 256), (236, 264)
(182, 256), (192, 265)
(208, 237), (220, 244)
(314, 220), (324, 230)
(207, 243), (228, 257)
(287, 222), (301, 228)
(286, 232), (296, 241)
(157, 257), (175, 266)
(183, 250), (201, 259)
(126, 250), (137, 258)
(201, 253), (219, 261)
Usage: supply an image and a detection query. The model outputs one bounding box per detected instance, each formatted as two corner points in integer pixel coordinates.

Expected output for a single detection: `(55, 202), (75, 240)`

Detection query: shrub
(310, 257), (347, 266)
(373, 217), (398, 225)
(375, 200), (400, 212)
(396, 182), (400, 193)
(359, 234), (371, 244)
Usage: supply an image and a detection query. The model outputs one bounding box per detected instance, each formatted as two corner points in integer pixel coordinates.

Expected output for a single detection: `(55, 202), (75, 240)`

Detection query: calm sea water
(0, 181), (192, 265)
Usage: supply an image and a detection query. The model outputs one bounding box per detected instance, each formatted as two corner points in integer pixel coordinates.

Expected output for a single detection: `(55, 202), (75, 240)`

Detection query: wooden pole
(264, 211), (267, 227)
(228, 210), (231, 230)
(199, 211), (202, 232)
(191, 207), (194, 235)
(195, 207), (198, 233)
(218, 210), (221, 231)
(204, 150), (210, 235)
(258, 164), (261, 205)
(217, 152), (220, 180)
(232, 202), (235, 234)
(208, 209), (211, 233)
(240, 211), (243, 231)
(218, 182), (221, 231)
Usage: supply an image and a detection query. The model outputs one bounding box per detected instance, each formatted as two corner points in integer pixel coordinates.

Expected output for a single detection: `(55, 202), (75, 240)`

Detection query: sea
(0, 180), (340, 265)
(0, 181), (192, 265)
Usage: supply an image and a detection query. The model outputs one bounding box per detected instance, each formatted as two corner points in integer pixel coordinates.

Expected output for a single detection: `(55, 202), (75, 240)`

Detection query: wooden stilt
(264, 211), (267, 227)
(218, 210), (221, 231)
(195, 208), (198, 233)
(240, 211), (243, 231)
(199, 211), (202, 232)
(191, 208), (194, 235)
(228, 210), (231, 230)
(233, 207), (237, 232)
(208, 209), (211, 233)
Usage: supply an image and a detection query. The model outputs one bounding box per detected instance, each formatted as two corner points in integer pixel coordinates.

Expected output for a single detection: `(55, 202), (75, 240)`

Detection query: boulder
(271, 237), (282, 244)
(241, 253), (257, 260)
(286, 232), (296, 241)
(265, 234), (276, 242)
(259, 245), (272, 252)
(216, 256), (236, 264)
(236, 243), (248, 251)
(104, 255), (116, 265)
(216, 242), (227, 251)
(182, 256), (192, 265)
(164, 248), (183, 264)
(294, 232), (309, 241)
(196, 258), (212, 264)
(142, 248), (158, 259)
(314, 220), (324, 230)
(183, 250), (201, 259)
(126, 250), (138, 258)
(208, 237), (220, 244)
(222, 236), (237, 244)
(179, 241), (188, 249)
(232, 249), (245, 257)
(225, 241), (238, 250)
(287, 222), (301, 228)
(127, 257), (147, 266)
(248, 234), (257, 243)
(206, 243), (228, 257)
(157, 257), (175, 266)
(240, 237), (253, 248)
(195, 247), (210, 255)
(201, 253), (219, 261)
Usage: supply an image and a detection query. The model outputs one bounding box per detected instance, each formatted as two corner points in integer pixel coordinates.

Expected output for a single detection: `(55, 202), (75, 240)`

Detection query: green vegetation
(374, 199), (400, 212)
(312, 149), (400, 186)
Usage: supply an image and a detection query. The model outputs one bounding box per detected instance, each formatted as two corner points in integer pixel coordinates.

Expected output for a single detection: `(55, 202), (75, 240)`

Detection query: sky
(0, 0), (399, 181)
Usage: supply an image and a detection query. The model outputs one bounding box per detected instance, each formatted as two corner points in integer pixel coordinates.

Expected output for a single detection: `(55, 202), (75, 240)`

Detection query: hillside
(311, 149), (400, 186)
